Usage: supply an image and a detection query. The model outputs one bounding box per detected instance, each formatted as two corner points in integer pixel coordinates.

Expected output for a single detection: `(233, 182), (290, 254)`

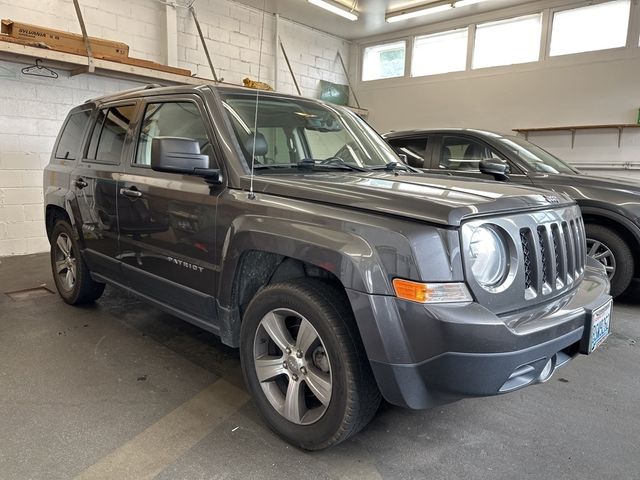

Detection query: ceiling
(230, 0), (536, 40)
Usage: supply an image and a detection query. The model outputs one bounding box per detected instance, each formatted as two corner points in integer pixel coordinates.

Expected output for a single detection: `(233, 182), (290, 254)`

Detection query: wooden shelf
(513, 124), (640, 148)
(0, 40), (208, 85)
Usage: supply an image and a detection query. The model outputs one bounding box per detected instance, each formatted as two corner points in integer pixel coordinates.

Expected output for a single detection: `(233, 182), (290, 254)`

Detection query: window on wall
(362, 41), (406, 81)
(550, 0), (631, 56)
(472, 13), (543, 69)
(412, 28), (468, 77)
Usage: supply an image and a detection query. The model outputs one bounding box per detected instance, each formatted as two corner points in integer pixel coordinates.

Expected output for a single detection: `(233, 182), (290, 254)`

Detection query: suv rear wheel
(50, 220), (105, 304)
(585, 223), (633, 298)
(240, 278), (380, 450)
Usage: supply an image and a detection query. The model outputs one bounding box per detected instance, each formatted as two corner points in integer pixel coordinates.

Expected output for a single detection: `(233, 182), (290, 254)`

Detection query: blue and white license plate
(589, 300), (612, 353)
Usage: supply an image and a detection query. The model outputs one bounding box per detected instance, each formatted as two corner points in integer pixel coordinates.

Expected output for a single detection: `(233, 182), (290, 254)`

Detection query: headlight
(468, 226), (508, 288)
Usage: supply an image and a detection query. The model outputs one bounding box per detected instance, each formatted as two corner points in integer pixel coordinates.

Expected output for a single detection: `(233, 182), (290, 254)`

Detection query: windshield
(497, 136), (578, 174)
(219, 91), (399, 172)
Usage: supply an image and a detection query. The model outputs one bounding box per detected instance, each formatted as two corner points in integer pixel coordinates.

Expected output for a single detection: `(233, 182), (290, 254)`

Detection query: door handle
(75, 178), (88, 189)
(119, 187), (143, 198)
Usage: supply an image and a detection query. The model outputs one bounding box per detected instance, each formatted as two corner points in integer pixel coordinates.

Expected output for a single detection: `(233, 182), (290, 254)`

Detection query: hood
(247, 171), (573, 226)
(532, 172), (640, 207)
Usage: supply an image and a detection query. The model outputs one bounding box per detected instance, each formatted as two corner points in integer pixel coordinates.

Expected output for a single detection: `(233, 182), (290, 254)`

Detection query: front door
(118, 96), (223, 327)
(70, 102), (137, 283)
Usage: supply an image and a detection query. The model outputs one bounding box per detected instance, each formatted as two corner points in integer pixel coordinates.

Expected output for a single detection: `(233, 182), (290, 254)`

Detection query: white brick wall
(0, 60), (143, 256)
(176, 1), (351, 97)
(0, 0), (352, 257)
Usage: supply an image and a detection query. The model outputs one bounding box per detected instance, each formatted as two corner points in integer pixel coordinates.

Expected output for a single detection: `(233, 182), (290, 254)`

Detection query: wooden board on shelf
(1, 19), (128, 59)
(0, 33), (191, 77)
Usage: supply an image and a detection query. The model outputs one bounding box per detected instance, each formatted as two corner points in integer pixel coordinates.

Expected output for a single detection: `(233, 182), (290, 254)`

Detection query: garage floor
(1, 253), (638, 480)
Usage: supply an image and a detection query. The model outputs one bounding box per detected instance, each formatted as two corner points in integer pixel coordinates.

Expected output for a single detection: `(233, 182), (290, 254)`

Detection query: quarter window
(135, 102), (212, 166)
(362, 41), (406, 81)
(550, 0), (631, 56)
(440, 136), (503, 171)
(55, 110), (91, 160)
(412, 28), (468, 77)
(472, 14), (542, 69)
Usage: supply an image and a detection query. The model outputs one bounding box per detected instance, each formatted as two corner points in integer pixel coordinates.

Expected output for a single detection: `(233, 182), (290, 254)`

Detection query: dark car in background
(384, 128), (640, 297)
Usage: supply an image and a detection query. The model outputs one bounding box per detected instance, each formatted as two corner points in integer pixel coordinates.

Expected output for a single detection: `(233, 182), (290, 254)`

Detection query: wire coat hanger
(21, 59), (58, 79)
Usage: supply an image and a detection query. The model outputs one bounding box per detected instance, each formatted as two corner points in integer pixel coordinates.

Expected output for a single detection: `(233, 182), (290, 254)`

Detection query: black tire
(585, 223), (633, 298)
(240, 278), (381, 450)
(50, 220), (105, 305)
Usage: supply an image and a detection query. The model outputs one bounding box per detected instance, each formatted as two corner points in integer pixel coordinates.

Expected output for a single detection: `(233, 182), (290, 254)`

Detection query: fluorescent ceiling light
(386, 0), (487, 23)
(308, 0), (359, 21)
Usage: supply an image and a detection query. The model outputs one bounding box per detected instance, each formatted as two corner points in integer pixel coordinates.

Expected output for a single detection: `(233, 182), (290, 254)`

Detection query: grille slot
(520, 228), (535, 290)
(537, 226), (549, 287)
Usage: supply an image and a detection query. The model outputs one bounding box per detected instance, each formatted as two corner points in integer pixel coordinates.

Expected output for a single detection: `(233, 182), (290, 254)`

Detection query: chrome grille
(462, 205), (586, 314)
(522, 214), (585, 297)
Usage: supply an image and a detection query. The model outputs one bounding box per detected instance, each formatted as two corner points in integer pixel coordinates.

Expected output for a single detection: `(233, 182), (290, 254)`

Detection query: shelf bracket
(72, 0), (95, 74)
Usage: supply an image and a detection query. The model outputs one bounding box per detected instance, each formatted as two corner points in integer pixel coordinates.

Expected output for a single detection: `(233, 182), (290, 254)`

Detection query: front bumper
(347, 257), (610, 409)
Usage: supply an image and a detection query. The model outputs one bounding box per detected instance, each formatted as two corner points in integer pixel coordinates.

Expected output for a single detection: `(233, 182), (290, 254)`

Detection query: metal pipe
(190, 5), (219, 82)
(72, 0), (95, 72)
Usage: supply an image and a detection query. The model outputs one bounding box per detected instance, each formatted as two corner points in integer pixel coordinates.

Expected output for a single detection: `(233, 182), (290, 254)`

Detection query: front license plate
(588, 300), (612, 353)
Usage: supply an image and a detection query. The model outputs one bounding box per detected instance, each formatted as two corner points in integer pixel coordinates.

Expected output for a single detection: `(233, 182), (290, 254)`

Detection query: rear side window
(85, 104), (136, 163)
(55, 110), (91, 160)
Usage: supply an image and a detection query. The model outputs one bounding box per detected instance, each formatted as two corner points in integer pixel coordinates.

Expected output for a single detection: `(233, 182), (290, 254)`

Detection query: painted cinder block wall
(0, 0), (351, 257)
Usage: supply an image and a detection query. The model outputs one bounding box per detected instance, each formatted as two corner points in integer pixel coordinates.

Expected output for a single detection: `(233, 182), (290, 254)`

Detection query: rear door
(118, 94), (223, 326)
(70, 101), (138, 283)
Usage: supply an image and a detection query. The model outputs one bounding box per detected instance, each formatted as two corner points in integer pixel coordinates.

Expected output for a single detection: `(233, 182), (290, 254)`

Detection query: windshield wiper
(370, 162), (420, 173)
(253, 160), (369, 172)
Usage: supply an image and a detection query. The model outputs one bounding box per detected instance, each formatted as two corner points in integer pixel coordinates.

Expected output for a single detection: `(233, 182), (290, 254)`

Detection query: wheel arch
(580, 206), (640, 275)
(215, 218), (388, 347)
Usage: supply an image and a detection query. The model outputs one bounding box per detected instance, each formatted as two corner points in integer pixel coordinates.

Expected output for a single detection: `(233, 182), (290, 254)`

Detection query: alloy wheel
(586, 238), (616, 280)
(54, 233), (77, 291)
(253, 308), (332, 425)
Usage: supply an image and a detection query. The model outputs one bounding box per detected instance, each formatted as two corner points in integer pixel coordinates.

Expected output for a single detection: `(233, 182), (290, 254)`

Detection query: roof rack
(84, 83), (162, 104)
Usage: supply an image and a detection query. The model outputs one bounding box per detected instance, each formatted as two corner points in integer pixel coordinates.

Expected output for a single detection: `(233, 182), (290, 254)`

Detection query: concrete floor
(0, 253), (638, 480)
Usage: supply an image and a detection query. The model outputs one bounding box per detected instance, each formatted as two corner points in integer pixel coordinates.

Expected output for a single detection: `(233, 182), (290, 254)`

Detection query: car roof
(382, 128), (510, 140)
(85, 82), (338, 109)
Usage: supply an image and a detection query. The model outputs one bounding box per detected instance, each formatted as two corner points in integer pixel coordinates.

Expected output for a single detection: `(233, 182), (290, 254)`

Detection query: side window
(85, 105), (135, 163)
(135, 101), (213, 166)
(388, 138), (427, 168)
(55, 110), (91, 160)
(439, 136), (503, 171)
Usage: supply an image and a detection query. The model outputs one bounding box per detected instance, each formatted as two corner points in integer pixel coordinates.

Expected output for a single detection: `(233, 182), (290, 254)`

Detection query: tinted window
(440, 136), (503, 171)
(135, 102), (212, 166)
(55, 110), (91, 160)
(86, 105), (135, 163)
(389, 138), (427, 168)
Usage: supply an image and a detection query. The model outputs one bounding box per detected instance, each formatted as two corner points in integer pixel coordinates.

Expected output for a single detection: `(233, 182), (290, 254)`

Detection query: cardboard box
(1, 19), (129, 59)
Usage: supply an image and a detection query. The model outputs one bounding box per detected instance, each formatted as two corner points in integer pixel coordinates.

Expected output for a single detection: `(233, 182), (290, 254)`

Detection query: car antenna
(248, 0), (268, 200)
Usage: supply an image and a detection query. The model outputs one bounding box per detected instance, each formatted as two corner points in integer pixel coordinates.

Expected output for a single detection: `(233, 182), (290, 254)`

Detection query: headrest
(244, 132), (268, 157)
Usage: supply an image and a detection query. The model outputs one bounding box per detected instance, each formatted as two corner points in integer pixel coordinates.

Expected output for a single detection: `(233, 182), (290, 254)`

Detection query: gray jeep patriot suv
(44, 84), (611, 450)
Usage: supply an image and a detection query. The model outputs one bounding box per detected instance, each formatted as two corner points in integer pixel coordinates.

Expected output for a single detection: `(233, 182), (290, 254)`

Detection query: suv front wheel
(240, 278), (380, 450)
(50, 220), (105, 305)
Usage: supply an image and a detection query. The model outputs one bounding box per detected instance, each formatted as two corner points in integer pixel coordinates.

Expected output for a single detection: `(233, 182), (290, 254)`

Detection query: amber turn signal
(392, 279), (473, 304)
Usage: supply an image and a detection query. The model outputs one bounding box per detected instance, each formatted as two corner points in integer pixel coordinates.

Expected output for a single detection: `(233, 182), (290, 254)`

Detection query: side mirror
(479, 158), (510, 181)
(151, 137), (223, 184)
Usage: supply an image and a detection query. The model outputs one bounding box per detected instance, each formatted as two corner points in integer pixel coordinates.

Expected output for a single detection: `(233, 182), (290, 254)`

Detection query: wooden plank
(1, 19), (128, 58)
(0, 34), (191, 77)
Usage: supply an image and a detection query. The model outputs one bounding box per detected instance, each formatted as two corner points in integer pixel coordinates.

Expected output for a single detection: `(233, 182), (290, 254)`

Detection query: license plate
(588, 300), (612, 353)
